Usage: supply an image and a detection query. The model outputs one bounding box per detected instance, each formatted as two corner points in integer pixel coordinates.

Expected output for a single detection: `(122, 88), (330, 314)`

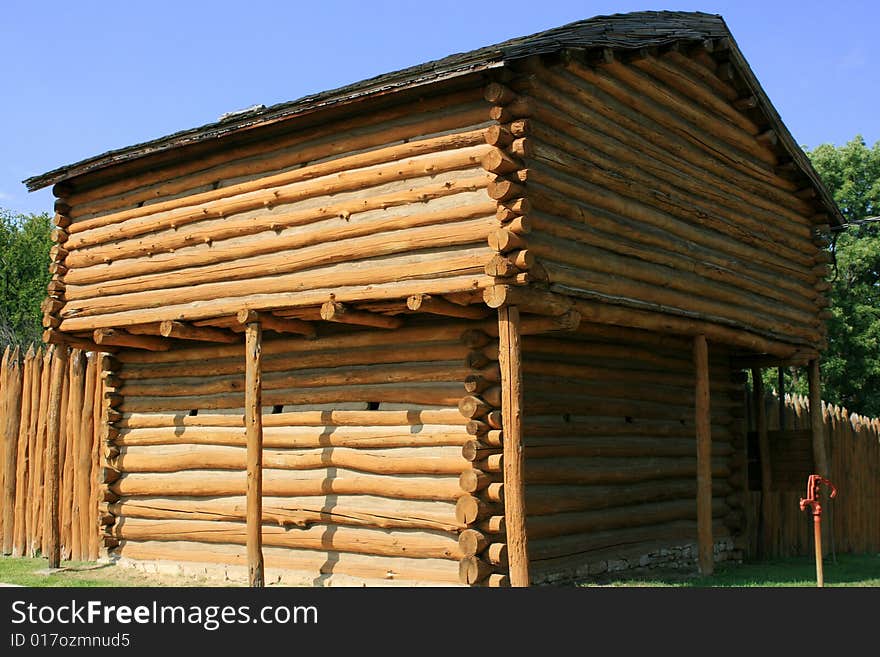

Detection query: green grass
(3, 554), (879, 588)
(580, 553), (880, 587)
(0, 557), (217, 587)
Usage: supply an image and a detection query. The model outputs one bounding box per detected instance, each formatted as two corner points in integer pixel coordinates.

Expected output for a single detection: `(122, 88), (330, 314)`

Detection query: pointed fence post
(46, 346), (68, 568)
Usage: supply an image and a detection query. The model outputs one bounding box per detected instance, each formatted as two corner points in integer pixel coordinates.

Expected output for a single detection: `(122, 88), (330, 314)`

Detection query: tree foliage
(0, 208), (52, 347)
(807, 136), (880, 415)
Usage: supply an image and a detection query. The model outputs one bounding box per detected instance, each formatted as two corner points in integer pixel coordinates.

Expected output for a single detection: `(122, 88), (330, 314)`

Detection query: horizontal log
(458, 556), (494, 585)
(113, 468), (465, 501)
(483, 285), (572, 315)
(67, 180), (492, 275)
(111, 517), (462, 560)
(482, 147), (522, 174)
(110, 495), (462, 531)
(70, 199), (495, 307)
(406, 295), (490, 319)
(159, 321), (239, 343)
(458, 395), (494, 420)
(320, 302), (403, 330)
(517, 436), (732, 459)
(458, 529), (490, 557)
(528, 223), (817, 332)
(120, 382), (465, 412)
(455, 495), (502, 524)
(235, 311), (316, 337)
(120, 341), (469, 380)
(524, 63), (811, 223)
(525, 479), (732, 516)
(485, 124), (513, 147)
(59, 273), (496, 332)
(459, 469), (497, 493)
(119, 540), (462, 584)
(116, 424), (468, 449)
(487, 228), (527, 253)
(119, 408), (466, 429)
(543, 260), (819, 344)
(67, 135), (491, 245)
(72, 97), (489, 217)
(527, 124), (813, 258)
(69, 89), (487, 201)
(66, 216), (496, 304)
(93, 329), (170, 351)
(528, 519), (728, 562)
(484, 82), (517, 105)
(564, 59), (787, 189)
(112, 444), (469, 476)
(523, 456), (729, 485)
(526, 202), (816, 315)
(60, 252), (493, 329)
(487, 179), (526, 201)
(527, 498), (728, 540)
(526, 162), (815, 288)
(568, 298), (817, 359)
(120, 362), (470, 398)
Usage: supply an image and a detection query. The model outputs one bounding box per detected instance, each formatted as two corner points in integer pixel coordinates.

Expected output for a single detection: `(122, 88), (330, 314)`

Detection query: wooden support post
(808, 360), (829, 477)
(244, 318), (264, 587)
(497, 306), (529, 586)
(751, 367), (771, 557)
(45, 346), (68, 568)
(693, 334), (713, 575)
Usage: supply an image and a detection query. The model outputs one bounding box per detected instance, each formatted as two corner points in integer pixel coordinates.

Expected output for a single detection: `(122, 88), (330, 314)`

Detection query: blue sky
(1, 0), (877, 215)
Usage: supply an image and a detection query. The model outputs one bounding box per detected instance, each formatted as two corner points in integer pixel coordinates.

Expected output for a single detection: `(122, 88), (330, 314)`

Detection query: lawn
(0, 557), (221, 587)
(579, 553), (880, 587)
(2, 553), (878, 587)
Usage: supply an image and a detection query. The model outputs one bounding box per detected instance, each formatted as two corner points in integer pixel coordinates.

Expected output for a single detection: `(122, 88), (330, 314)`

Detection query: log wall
(107, 322), (483, 585)
(517, 324), (745, 583)
(493, 52), (828, 351)
(50, 82), (500, 333)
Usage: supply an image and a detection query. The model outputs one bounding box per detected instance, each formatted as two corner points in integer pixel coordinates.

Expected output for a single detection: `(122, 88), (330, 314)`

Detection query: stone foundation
(534, 537), (743, 584)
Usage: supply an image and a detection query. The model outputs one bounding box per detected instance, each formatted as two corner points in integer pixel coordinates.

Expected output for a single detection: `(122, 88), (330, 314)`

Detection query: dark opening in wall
(272, 405), (284, 414)
(367, 401), (381, 410)
(189, 409), (198, 416)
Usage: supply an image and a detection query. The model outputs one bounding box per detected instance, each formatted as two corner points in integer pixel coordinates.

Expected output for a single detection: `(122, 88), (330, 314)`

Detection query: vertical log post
(751, 367), (772, 557)
(240, 310), (264, 587)
(693, 335), (714, 575)
(2, 348), (22, 554)
(497, 305), (528, 586)
(777, 367), (786, 430)
(808, 360), (829, 477)
(808, 359), (831, 559)
(45, 346), (68, 568)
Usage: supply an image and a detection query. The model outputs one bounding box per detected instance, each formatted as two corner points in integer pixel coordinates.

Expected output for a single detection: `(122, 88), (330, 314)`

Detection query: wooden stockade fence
(745, 392), (880, 559)
(0, 344), (104, 562)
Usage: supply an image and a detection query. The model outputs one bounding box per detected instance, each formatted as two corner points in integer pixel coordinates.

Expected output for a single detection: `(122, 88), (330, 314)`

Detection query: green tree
(806, 136), (880, 415)
(0, 208), (52, 347)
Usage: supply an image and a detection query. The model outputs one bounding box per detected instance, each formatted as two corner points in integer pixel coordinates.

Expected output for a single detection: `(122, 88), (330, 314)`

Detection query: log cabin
(24, 11), (843, 586)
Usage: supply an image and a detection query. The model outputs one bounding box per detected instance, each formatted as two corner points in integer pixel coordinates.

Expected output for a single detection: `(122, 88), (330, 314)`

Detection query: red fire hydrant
(799, 474), (837, 588)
